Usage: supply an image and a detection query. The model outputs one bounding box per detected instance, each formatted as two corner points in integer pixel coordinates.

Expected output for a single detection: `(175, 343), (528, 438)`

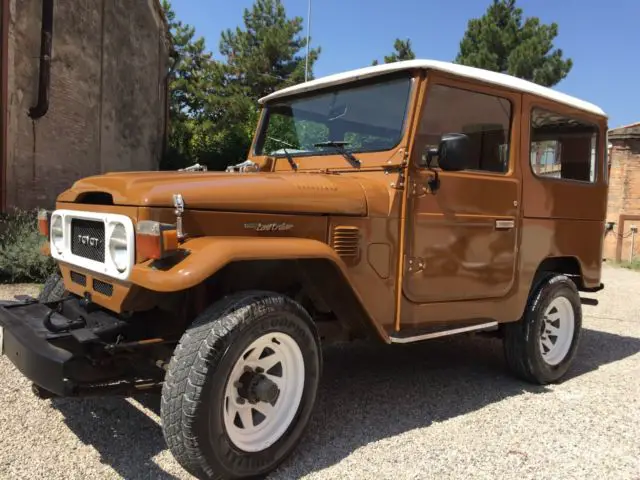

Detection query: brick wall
(603, 137), (640, 261)
(4, 0), (169, 211)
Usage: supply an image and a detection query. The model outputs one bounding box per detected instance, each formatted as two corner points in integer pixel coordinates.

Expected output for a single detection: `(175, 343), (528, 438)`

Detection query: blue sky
(172, 0), (639, 129)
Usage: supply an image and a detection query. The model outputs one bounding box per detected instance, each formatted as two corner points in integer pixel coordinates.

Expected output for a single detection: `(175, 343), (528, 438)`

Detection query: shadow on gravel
(51, 395), (178, 479)
(271, 327), (640, 479)
(49, 327), (639, 480)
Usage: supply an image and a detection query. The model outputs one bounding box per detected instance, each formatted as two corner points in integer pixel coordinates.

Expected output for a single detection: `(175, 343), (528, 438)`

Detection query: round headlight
(108, 223), (128, 273)
(51, 215), (64, 253)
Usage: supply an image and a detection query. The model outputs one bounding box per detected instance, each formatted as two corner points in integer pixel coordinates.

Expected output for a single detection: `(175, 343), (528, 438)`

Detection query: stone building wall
(3, 0), (169, 210)
(603, 124), (640, 261)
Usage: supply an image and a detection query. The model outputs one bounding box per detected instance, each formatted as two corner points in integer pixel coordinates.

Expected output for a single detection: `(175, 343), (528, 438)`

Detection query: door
(403, 78), (521, 305)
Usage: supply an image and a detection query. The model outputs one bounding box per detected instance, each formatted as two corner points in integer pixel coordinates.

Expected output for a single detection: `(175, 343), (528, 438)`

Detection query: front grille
(70, 271), (86, 286)
(71, 219), (105, 262)
(92, 279), (113, 297)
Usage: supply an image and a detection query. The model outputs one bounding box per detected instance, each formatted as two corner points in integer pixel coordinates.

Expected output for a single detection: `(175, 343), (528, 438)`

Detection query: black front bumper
(0, 301), (75, 396)
(0, 297), (145, 397)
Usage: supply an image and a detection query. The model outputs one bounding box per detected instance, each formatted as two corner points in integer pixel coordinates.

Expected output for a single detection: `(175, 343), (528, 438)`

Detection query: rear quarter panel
(520, 94), (608, 288)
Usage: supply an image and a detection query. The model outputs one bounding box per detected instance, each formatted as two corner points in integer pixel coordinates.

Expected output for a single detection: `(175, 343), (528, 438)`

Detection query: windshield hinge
(225, 159), (260, 173)
(178, 163), (207, 172)
(401, 146), (410, 162)
(390, 170), (406, 190)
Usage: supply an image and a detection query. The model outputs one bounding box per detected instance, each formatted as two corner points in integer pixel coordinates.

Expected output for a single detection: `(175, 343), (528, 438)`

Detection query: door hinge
(409, 181), (429, 197)
(405, 255), (425, 273)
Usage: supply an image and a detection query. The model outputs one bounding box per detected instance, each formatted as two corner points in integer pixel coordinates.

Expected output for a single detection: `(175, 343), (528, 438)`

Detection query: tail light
(136, 221), (179, 261)
(38, 209), (51, 238)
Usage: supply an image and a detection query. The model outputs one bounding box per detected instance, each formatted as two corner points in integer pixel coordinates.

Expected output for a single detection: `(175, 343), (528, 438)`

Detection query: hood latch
(173, 194), (187, 241)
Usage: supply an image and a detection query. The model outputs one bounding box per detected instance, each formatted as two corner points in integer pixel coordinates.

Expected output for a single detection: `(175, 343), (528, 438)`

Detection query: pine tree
(220, 0), (320, 101)
(455, 0), (572, 87)
(372, 38), (416, 66)
(161, 0), (221, 168)
(161, 0), (320, 170)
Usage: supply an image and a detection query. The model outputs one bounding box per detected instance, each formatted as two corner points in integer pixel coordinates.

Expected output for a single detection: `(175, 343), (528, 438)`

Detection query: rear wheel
(503, 274), (582, 384)
(161, 292), (321, 480)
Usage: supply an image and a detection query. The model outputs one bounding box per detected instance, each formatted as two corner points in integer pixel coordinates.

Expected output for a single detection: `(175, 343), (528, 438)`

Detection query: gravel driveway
(0, 265), (638, 479)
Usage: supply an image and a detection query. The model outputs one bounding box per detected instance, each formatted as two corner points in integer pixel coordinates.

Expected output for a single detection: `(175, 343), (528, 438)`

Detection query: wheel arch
(508, 256), (586, 327)
(197, 258), (386, 343)
(533, 256), (586, 290)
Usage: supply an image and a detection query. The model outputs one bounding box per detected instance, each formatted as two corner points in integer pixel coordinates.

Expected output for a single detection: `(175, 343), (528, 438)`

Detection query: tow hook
(32, 384), (57, 400)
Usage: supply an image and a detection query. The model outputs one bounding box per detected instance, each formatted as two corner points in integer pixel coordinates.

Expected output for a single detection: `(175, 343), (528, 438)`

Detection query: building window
(417, 84), (512, 174)
(530, 108), (598, 182)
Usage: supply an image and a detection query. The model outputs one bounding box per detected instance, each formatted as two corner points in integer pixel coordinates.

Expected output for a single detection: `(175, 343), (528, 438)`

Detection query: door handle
(495, 220), (515, 230)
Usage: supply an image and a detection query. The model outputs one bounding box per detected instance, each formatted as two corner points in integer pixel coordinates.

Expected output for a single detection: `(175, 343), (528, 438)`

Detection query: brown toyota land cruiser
(0, 59), (608, 479)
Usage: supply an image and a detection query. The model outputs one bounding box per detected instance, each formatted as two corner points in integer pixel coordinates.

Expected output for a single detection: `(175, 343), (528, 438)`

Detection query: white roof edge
(258, 59), (607, 118)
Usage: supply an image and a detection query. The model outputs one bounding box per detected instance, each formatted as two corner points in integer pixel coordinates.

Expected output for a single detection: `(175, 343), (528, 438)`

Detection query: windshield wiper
(266, 136), (298, 171)
(313, 141), (361, 168)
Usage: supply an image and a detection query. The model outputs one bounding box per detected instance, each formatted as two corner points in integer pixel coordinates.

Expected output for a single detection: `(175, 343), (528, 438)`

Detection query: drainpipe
(0, 0), (9, 211)
(162, 69), (170, 160)
(28, 0), (54, 119)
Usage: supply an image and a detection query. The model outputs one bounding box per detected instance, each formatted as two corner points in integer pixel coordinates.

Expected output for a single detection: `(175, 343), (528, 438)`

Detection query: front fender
(131, 236), (388, 343)
(130, 236), (348, 293)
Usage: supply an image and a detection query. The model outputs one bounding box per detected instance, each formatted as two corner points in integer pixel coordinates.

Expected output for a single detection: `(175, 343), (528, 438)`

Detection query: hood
(57, 171), (369, 216)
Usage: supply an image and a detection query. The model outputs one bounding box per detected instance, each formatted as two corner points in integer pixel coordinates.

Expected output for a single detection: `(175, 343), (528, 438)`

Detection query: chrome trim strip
(389, 321), (499, 344)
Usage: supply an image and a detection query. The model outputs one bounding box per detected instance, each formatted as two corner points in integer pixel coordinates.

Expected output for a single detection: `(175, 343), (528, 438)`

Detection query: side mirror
(437, 133), (470, 171)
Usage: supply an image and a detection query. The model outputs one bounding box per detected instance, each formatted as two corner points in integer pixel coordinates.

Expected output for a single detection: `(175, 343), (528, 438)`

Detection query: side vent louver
(331, 226), (360, 263)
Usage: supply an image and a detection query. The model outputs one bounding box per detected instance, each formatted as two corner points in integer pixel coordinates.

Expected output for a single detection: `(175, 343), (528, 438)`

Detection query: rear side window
(417, 84), (512, 174)
(530, 108), (599, 182)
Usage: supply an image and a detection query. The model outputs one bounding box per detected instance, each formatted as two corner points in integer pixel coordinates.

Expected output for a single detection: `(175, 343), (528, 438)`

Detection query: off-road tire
(161, 291), (322, 480)
(38, 272), (65, 303)
(503, 274), (582, 384)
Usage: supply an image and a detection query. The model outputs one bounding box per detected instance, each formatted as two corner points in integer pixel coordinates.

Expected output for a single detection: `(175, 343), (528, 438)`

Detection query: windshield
(255, 76), (413, 157)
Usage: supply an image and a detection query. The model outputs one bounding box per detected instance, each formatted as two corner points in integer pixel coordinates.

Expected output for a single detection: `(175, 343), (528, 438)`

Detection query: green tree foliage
(372, 38), (416, 66)
(161, 1), (222, 169)
(161, 0), (318, 171)
(455, 0), (572, 87)
(220, 0), (320, 101)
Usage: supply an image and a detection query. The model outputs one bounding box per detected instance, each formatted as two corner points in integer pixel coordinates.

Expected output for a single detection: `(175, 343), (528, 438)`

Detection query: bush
(618, 258), (640, 271)
(0, 208), (56, 283)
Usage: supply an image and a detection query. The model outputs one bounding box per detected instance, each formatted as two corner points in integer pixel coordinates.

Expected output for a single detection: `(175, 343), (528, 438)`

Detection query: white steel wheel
(161, 292), (321, 480)
(504, 274), (582, 385)
(539, 296), (575, 366)
(223, 332), (305, 453)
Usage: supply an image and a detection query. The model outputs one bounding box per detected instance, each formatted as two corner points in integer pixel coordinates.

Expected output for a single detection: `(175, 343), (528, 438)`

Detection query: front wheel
(161, 292), (322, 480)
(503, 274), (582, 384)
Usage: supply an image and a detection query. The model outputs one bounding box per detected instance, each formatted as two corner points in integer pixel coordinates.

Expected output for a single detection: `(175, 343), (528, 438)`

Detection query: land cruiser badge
(244, 222), (293, 232)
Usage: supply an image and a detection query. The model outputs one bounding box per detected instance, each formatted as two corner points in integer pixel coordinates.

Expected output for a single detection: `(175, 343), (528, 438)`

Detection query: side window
(530, 108), (598, 182)
(417, 84), (512, 174)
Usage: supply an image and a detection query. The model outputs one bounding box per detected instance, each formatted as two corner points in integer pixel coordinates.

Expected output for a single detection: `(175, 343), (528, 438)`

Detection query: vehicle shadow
(51, 394), (178, 479)
(270, 327), (640, 479)
(49, 327), (639, 479)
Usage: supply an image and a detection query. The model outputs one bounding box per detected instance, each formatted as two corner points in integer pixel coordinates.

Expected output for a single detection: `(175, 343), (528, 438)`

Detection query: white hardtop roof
(258, 59), (606, 117)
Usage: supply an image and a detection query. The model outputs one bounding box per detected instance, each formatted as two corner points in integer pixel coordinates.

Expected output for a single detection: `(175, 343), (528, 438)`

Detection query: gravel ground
(0, 265), (638, 480)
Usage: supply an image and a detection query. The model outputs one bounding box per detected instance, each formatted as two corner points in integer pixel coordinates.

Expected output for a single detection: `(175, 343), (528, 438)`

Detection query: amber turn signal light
(136, 220), (179, 261)
(37, 209), (51, 238)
